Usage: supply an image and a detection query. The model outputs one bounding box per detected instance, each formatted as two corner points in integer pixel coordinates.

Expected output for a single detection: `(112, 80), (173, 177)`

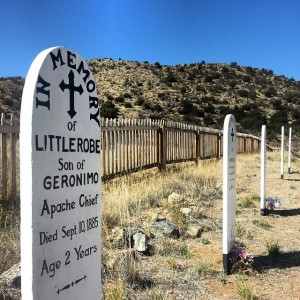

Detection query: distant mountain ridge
(1, 59), (299, 140)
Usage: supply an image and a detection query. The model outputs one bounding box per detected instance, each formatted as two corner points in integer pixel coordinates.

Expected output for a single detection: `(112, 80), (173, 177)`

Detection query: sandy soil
(103, 151), (300, 299)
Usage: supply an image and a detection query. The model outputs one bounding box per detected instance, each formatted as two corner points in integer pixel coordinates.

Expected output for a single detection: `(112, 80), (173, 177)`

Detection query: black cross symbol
(59, 70), (83, 119)
(231, 127), (235, 142)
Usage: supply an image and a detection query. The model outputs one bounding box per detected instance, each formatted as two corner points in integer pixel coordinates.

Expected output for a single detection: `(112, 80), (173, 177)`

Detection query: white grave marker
(288, 127), (292, 174)
(280, 126), (284, 179)
(20, 47), (101, 299)
(222, 114), (236, 274)
(260, 125), (267, 215)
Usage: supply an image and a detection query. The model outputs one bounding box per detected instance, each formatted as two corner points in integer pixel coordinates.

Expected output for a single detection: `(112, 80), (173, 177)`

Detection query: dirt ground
(103, 151), (300, 299)
(200, 152), (300, 299)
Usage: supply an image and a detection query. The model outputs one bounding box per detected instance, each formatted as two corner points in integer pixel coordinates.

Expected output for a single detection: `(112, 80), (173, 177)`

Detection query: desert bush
(268, 110), (288, 132)
(204, 103), (216, 114)
(203, 114), (215, 126)
(252, 219), (272, 230)
(219, 105), (232, 116)
(154, 62), (162, 69)
(161, 72), (177, 84)
(178, 245), (194, 258)
(179, 100), (198, 115)
(240, 110), (266, 132)
(243, 75), (252, 83)
(272, 99), (283, 110)
(2, 98), (14, 107)
(115, 95), (124, 103)
(197, 263), (218, 277)
(123, 92), (132, 99)
(124, 102), (133, 108)
(101, 101), (119, 118)
(232, 105), (246, 122)
(142, 101), (152, 110)
(265, 86), (277, 97)
(195, 84), (205, 92)
(236, 276), (255, 300)
(238, 89), (249, 98)
(146, 287), (169, 299)
(182, 115), (200, 125)
(149, 112), (163, 120)
(180, 87), (187, 94)
(135, 97), (145, 106)
(265, 240), (280, 256)
(151, 103), (163, 112)
(238, 195), (259, 208)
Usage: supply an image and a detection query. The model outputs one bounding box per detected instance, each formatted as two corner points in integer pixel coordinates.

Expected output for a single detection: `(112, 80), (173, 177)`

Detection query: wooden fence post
(10, 113), (17, 202)
(158, 123), (166, 171)
(195, 129), (200, 165)
(1, 113), (7, 200)
(217, 132), (221, 159)
(243, 136), (247, 153)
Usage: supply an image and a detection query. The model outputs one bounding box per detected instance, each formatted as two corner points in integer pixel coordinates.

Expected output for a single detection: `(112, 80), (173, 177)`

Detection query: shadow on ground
(285, 178), (300, 182)
(269, 208), (300, 217)
(288, 171), (300, 174)
(253, 251), (300, 272)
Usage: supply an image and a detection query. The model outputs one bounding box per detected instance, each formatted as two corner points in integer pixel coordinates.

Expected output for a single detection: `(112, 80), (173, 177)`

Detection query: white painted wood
(288, 127), (292, 174)
(1, 114), (8, 200)
(222, 114), (236, 273)
(20, 47), (101, 300)
(260, 125), (267, 214)
(280, 126), (284, 179)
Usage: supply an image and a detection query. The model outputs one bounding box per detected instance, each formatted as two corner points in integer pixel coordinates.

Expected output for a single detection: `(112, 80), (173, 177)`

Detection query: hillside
(1, 59), (300, 139)
(0, 76), (23, 113)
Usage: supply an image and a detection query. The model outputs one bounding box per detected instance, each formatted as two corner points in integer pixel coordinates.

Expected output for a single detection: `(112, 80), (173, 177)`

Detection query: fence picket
(10, 113), (17, 202)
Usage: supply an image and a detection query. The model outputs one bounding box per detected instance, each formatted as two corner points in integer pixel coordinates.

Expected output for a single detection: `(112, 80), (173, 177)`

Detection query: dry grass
(1, 151), (300, 299)
(0, 204), (20, 275)
(102, 151), (300, 299)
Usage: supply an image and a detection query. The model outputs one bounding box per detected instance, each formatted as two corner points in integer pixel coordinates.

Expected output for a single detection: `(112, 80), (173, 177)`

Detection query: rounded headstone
(20, 47), (101, 299)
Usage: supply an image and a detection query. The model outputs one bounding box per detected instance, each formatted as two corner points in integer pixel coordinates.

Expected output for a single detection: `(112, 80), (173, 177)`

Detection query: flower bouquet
(266, 197), (281, 210)
(229, 245), (254, 273)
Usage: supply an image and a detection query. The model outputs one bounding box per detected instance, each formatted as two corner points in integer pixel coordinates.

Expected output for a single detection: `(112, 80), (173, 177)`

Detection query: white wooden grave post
(222, 114), (237, 274)
(260, 125), (267, 215)
(280, 126), (284, 179)
(20, 47), (101, 300)
(288, 127), (292, 174)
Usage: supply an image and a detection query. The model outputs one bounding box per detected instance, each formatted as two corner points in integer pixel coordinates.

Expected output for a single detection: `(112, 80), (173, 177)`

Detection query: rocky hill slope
(1, 59), (300, 139)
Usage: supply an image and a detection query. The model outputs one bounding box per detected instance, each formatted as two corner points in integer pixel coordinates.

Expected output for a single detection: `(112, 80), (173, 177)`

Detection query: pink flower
(231, 247), (254, 263)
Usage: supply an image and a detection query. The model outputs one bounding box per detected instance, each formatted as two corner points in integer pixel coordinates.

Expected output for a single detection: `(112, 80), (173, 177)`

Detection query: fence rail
(0, 115), (271, 200)
(100, 118), (269, 180)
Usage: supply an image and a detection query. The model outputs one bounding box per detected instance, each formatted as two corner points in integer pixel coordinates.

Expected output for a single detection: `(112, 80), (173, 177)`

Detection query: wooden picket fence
(100, 118), (269, 180)
(0, 115), (271, 200)
(0, 113), (19, 202)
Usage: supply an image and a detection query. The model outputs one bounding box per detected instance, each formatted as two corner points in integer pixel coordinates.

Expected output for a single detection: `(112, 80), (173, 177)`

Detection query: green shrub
(265, 240), (280, 256)
(100, 101), (119, 118)
(252, 219), (272, 230)
(237, 276), (255, 300)
(238, 89), (249, 98)
(268, 110), (288, 132)
(135, 97), (145, 106)
(124, 102), (133, 108)
(203, 114), (215, 126)
(240, 110), (266, 131)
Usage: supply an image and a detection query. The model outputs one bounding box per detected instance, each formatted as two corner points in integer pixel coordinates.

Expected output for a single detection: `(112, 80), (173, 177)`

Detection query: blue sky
(1, 0), (300, 80)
